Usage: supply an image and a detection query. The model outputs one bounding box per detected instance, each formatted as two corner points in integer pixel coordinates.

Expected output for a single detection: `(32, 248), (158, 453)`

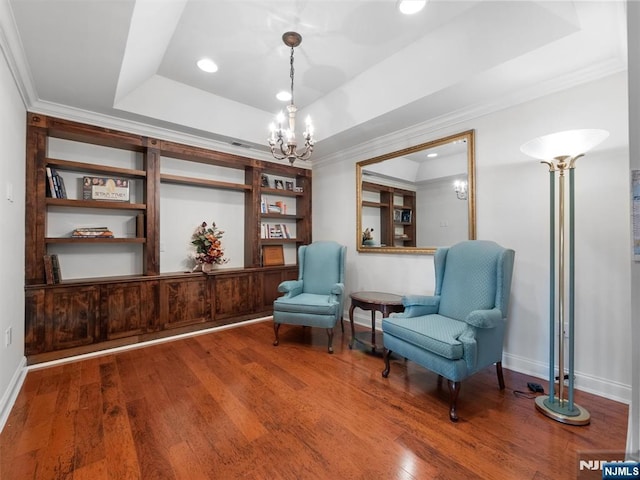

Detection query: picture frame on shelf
(261, 174), (270, 188)
(285, 181), (294, 191)
(274, 179), (285, 190)
(262, 244), (285, 266)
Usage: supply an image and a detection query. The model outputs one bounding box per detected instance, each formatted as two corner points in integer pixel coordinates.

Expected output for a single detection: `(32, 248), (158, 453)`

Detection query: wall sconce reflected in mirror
(453, 180), (468, 200)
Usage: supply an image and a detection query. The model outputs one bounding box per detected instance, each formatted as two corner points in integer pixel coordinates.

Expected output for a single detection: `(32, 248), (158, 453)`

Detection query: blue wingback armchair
(381, 240), (515, 421)
(273, 241), (347, 353)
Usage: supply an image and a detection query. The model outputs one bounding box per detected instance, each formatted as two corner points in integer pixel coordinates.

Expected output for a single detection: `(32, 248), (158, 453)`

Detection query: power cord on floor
(513, 382), (545, 399)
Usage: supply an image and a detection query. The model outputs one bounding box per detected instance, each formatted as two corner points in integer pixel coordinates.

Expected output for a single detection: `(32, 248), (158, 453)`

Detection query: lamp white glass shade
(520, 129), (609, 159)
(397, 0), (427, 15)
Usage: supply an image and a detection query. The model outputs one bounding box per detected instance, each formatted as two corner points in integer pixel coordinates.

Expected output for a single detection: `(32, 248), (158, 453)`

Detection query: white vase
(201, 263), (216, 273)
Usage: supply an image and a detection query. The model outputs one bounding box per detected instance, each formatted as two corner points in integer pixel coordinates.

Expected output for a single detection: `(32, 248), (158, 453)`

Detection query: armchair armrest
(278, 280), (303, 298)
(392, 295), (440, 318)
(465, 308), (503, 328)
(331, 283), (344, 296)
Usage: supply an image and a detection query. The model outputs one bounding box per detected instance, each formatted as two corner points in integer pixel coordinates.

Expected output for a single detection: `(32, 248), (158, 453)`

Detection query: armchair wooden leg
(496, 361), (505, 390)
(447, 380), (460, 422)
(327, 328), (334, 354)
(382, 348), (392, 378)
(273, 322), (280, 346)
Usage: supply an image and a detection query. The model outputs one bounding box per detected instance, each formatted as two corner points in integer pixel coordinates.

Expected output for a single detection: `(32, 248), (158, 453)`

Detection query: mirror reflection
(356, 130), (476, 254)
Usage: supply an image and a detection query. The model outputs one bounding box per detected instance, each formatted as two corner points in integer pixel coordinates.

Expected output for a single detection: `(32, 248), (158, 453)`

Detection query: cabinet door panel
(214, 273), (255, 320)
(159, 277), (210, 329)
(260, 268), (298, 311)
(102, 281), (157, 339)
(45, 287), (99, 351)
(25, 289), (45, 355)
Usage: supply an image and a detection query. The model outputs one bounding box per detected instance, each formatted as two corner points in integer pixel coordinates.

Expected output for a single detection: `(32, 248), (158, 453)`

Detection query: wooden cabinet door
(213, 272), (256, 321)
(101, 281), (158, 340)
(260, 267), (298, 312)
(45, 286), (100, 351)
(25, 288), (45, 355)
(158, 276), (210, 330)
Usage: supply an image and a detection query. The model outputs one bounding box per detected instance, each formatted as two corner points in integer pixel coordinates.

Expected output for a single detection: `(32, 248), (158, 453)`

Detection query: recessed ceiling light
(197, 58), (218, 73)
(427, 152), (438, 158)
(276, 90), (292, 102)
(397, 0), (427, 15)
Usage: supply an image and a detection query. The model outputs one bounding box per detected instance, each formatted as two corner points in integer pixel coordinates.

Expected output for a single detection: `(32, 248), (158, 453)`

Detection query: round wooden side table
(348, 291), (404, 352)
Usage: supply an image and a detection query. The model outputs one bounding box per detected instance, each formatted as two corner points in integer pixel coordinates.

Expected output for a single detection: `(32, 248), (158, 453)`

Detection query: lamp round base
(535, 395), (590, 426)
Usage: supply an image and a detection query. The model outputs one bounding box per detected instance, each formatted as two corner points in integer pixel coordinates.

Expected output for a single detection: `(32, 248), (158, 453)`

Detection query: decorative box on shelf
(82, 176), (130, 202)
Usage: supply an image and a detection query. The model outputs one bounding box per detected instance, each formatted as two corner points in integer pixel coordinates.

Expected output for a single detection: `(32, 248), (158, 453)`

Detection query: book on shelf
(83, 176), (130, 202)
(50, 254), (62, 283)
(261, 223), (291, 239)
(45, 167), (57, 198)
(46, 167), (68, 199)
(43, 254), (55, 285)
(54, 173), (67, 199)
(71, 226), (114, 238)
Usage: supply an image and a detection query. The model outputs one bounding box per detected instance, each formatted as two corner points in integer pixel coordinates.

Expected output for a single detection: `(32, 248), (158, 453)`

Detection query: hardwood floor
(0, 320), (628, 479)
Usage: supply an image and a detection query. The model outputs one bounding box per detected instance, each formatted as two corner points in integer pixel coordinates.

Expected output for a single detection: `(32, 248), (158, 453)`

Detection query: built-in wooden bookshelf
(361, 181), (415, 247)
(24, 113), (311, 363)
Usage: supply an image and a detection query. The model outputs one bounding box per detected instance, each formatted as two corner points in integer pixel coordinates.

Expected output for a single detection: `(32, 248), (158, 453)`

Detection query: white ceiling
(3, 0), (628, 162)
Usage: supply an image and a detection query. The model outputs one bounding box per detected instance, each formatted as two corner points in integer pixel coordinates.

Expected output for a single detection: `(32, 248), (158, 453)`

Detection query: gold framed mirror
(356, 130), (476, 254)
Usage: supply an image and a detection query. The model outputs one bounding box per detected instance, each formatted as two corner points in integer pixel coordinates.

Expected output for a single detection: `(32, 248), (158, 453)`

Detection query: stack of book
(261, 223), (292, 239)
(46, 167), (67, 199)
(71, 227), (114, 238)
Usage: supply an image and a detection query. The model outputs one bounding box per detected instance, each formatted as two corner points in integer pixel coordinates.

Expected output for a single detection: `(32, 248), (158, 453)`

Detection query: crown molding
(27, 99), (313, 169)
(0, 0), (37, 107)
(314, 57), (627, 168)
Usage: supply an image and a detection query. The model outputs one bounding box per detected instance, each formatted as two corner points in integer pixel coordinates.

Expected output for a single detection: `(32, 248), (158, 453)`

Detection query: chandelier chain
(289, 46), (295, 105)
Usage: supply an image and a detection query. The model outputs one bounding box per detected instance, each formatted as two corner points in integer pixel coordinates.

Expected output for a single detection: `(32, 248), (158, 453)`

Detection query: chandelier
(268, 32), (315, 165)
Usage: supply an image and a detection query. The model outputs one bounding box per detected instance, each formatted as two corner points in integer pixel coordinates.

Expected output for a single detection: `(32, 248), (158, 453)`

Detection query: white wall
(626, 0), (639, 461)
(313, 72), (631, 403)
(0, 40), (27, 429)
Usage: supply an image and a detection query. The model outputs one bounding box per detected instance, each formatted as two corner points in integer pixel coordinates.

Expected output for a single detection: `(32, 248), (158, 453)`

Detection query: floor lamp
(520, 129), (609, 426)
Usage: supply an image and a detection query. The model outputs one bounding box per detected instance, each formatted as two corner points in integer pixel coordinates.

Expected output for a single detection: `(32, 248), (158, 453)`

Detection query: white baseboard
(0, 356), (27, 433)
(349, 312), (632, 405)
(502, 352), (631, 405)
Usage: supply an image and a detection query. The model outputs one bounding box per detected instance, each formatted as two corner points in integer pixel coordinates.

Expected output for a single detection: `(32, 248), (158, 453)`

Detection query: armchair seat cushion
(382, 314), (468, 360)
(274, 293), (340, 316)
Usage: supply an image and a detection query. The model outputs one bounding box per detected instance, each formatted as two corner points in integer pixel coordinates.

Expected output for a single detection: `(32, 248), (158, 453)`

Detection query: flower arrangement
(191, 221), (229, 266)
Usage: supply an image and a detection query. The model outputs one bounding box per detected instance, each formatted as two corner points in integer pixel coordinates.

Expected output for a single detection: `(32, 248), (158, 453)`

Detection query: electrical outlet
(5, 327), (11, 347)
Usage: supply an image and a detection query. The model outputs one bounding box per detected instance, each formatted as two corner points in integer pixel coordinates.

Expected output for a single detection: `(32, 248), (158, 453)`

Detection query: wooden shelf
(46, 158), (147, 178)
(46, 198), (146, 210)
(45, 237), (146, 244)
(362, 201), (385, 208)
(260, 213), (303, 220)
(160, 173), (251, 192)
(260, 238), (300, 244)
(261, 187), (303, 197)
